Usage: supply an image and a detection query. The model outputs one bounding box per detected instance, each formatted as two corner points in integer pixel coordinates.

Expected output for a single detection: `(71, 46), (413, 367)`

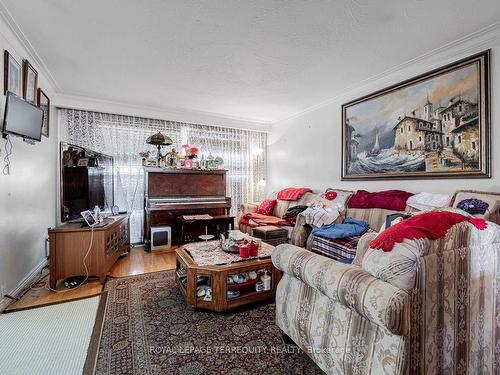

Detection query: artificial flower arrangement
(182, 144), (199, 159)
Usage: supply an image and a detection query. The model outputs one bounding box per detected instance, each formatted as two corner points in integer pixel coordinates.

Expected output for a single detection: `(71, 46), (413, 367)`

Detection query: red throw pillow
(347, 190), (413, 211)
(257, 199), (277, 216)
(324, 191), (338, 200)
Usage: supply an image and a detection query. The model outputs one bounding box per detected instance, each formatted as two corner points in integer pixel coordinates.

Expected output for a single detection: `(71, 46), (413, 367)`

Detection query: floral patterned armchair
(272, 220), (500, 374)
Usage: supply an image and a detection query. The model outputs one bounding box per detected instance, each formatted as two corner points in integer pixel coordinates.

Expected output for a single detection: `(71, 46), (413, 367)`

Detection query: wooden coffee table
(175, 242), (281, 312)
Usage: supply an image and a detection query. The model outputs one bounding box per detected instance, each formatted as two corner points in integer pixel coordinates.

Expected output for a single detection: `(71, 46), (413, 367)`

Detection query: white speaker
(151, 226), (171, 251)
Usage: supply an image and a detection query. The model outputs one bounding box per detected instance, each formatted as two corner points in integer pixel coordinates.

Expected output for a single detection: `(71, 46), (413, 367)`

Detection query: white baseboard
(0, 258), (48, 312)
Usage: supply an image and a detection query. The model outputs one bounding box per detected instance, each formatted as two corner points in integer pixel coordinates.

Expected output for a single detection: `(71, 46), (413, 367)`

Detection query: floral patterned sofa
(237, 191), (321, 243)
(271, 194), (500, 374)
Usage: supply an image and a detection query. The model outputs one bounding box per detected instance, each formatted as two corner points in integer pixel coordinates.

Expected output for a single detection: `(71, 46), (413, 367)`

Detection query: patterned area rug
(96, 270), (323, 374)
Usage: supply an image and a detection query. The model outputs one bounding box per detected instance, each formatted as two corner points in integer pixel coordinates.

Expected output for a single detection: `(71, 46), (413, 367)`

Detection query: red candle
(239, 245), (250, 258)
(249, 241), (259, 257)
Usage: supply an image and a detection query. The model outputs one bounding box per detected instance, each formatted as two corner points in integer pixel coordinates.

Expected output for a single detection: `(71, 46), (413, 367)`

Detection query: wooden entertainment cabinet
(48, 215), (130, 289)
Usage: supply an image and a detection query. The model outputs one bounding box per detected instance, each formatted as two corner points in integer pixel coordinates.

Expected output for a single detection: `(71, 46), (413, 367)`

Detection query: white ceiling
(2, 0), (500, 124)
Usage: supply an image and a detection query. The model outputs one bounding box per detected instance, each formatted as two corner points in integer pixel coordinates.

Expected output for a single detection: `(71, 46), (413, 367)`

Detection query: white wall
(0, 16), (57, 301)
(268, 27), (500, 195)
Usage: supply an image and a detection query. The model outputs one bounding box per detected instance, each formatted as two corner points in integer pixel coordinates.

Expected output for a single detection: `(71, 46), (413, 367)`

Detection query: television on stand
(60, 143), (114, 222)
(2, 91), (44, 142)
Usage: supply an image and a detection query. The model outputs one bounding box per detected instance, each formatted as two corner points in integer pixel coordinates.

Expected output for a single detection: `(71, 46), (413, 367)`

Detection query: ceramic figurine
(204, 287), (212, 301)
(197, 286), (206, 297)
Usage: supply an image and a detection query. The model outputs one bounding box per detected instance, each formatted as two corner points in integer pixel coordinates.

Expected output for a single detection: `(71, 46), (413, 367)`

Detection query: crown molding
(0, 0), (60, 92)
(272, 20), (500, 127)
(55, 92), (272, 132)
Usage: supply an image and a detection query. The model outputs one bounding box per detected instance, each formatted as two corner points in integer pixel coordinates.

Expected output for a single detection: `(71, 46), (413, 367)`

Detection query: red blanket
(240, 212), (290, 228)
(370, 211), (487, 252)
(277, 187), (312, 201)
(348, 190), (413, 211)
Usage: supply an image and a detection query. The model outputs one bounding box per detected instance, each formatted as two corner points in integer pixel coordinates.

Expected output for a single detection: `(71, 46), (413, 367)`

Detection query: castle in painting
(393, 96), (479, 167)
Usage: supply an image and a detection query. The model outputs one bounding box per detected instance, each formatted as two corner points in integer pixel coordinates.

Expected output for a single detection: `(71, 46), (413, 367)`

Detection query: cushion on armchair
(348, 189), (414, 211)
(451, 190), (500, 220)
(272, 244), (410, 335)
(256, 199), (277, 215)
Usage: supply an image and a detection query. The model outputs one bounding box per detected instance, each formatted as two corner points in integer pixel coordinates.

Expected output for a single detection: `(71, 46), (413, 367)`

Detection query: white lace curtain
(59, 109), (267, 243)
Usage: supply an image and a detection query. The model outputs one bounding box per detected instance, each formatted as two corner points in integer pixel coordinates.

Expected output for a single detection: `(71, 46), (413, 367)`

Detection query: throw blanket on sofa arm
(311, 217), (369, 240)
(239, 212), (291, 228)
(370, 211), (488, 252)
(277, 187), (312, 201)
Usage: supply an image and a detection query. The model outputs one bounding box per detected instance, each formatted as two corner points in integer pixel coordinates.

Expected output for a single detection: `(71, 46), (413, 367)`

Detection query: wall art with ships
(341, 50), (490, 180)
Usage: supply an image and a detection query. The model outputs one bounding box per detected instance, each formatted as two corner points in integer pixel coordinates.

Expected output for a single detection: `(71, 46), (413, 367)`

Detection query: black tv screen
(60, 143), (114, 221)
(2, 91), (43, 141)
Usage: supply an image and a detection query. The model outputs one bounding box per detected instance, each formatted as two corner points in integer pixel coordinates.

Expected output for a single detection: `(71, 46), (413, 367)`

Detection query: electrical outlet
(0, 284), (7, 298)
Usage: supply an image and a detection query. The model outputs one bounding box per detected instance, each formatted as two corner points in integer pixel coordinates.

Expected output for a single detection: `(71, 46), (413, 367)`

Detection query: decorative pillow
(256, 199), (277, 216)
(322, 189), (352, 209)
(324, 190), (338, 200)
(456, 198), (489, 215)
(362, 239), (425, 290)
(348, 190), (414, 211)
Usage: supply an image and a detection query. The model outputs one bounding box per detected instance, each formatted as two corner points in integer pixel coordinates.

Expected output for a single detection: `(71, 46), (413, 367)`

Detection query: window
(446, 136), (450, 146)
(458, 136), (462, 144)
(409, 140), (413, 150)
(401, 127), (403, 134)
(408, 125), (411, 131)
(61, 109), (267, 243)
(472, 141), (476, 150)
(459, 104), (462, 112)
(419, 136), (422, 142)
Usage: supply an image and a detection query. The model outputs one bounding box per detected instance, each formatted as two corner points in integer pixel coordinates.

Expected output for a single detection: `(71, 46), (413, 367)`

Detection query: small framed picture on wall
(22, 59), (38, 104)
(37, 88), (50, 137)
(4, 50), (22, 96)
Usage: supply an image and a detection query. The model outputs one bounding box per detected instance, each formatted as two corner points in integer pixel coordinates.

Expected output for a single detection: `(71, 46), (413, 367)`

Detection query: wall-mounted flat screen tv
(2, 91), (43, 141)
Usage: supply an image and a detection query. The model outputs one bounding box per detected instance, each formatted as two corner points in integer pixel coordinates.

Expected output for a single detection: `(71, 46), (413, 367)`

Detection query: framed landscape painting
(341, 50), (490, 180)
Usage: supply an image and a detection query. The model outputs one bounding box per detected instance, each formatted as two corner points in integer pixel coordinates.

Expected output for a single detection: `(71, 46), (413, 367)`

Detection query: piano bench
(252, 226), (289, 246)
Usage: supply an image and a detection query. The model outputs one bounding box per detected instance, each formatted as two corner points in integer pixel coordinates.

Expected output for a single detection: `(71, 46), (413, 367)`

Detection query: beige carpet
(0, 293), (107, 375)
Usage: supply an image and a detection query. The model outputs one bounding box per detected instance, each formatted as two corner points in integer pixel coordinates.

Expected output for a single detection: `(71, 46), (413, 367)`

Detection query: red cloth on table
(256, 199), (277, 215)
(277, 187), (312, 201)
(239, 212), (290, 228)
(370, 211), (487, 252)
(347, 190), (414, 211)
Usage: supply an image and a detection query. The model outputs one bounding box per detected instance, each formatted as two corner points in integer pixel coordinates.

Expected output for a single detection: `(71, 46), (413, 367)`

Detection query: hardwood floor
(4, 246), (176, 312)
(109, 246), (177, 277)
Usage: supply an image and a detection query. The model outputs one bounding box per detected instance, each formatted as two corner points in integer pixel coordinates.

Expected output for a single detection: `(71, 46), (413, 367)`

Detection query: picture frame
(22, 59), (38, 104)
(3, 50), (22, 96)
(341, 50), (490, 180)
(77, 158), (89, 167)
(37, 88), (50, 137)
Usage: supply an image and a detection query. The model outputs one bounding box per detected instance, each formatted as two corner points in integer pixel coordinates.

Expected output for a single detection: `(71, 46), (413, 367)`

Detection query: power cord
(45, 224), (96, 293)
(3, 136), (12, 175)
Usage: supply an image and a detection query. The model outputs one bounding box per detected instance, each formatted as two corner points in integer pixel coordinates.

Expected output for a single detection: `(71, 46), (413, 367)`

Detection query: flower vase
(184, 157), (193, 169)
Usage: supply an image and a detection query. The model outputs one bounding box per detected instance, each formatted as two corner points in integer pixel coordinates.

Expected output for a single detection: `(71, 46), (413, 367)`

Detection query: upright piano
(144, 168), (231, 249)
